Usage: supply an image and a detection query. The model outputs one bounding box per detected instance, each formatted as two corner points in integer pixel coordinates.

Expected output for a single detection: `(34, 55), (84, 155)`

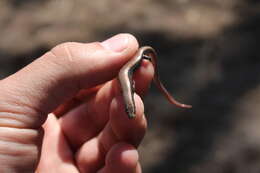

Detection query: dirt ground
(1, 0), (260, 172)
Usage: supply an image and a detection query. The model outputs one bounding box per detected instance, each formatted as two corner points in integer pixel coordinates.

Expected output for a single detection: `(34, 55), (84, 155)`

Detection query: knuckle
(50, 42), (79, 62)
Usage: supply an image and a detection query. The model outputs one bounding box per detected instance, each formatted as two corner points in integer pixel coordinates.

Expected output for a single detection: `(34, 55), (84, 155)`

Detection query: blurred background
(0, 0), (260, 172)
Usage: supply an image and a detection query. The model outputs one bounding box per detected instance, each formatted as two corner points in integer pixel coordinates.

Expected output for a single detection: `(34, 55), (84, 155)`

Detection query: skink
(118, 46), (192, 119)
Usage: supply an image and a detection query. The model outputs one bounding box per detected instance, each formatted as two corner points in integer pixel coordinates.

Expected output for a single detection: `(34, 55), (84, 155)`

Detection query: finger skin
(36, 114), (78, 173)
(98, 162), (142, 173)
(133, 60), (154, 97)
(107, 94), (147, 148)
(136, 163), (142, 173)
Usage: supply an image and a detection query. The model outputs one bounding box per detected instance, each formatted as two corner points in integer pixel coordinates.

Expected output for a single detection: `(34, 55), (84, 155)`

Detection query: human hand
(0, 34), (154, 172)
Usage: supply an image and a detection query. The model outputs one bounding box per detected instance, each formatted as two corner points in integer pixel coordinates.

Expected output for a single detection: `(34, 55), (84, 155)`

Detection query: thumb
(0, 33), (139, 129)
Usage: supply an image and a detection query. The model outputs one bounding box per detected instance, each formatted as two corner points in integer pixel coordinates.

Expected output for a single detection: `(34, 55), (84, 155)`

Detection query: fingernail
(122, 149), (139, 162)
(101, 34), (129, 52)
